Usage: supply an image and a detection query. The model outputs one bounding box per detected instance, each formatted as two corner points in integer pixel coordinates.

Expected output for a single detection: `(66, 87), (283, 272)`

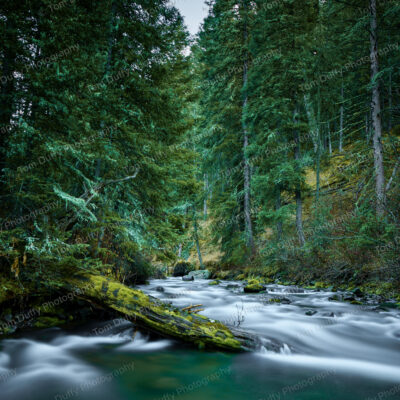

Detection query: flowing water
(1, 278), (400, 400)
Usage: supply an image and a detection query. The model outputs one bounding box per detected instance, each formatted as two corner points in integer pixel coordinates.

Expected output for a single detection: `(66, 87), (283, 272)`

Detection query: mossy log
(66, 274), (260, 352)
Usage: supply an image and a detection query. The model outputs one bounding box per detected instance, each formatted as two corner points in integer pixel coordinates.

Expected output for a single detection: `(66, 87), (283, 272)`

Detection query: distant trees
(194, 0), (400, 276)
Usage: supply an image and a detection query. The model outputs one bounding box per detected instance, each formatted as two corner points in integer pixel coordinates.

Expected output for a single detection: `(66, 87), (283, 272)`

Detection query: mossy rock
(244, 280), (265, 293)
(208, 280), (220, 286)
(34, 316), (65, 329)
(173, 261), (192, 277)
(235, 274), (246, 281)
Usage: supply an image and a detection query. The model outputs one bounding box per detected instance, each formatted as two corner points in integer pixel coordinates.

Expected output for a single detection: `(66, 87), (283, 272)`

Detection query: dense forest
(1, 0), (399, 301)
(1, 1), (400, 400)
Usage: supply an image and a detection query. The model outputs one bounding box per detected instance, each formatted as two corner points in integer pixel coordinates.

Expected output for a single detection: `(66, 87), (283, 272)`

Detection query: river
(0, 277), (399, 400)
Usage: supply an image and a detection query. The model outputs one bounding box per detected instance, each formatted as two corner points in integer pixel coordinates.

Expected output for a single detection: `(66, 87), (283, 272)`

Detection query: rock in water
(305, 310), (317, 316)
(182, 275), (194, 281)
(352, 288), (363, 297)
(244, 283), (266, 293)
(243, 278), (266, 293)
(173, 261), (192, 277)
(188, 270), (211, 280)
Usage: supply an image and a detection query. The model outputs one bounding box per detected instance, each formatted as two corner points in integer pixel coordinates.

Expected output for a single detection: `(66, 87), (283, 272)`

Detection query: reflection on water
(0, 277), (399, 399)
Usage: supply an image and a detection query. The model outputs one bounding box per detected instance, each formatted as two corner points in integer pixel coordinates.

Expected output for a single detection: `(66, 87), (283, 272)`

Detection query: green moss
(244, 279), (265, 293)
(34, 316), (64, 329)
(208, 280), (220, 286)
(68, 274), (243, 352)
(269, 298), (282, 303)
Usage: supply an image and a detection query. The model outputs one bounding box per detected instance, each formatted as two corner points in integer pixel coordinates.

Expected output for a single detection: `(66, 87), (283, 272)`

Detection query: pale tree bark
(303, 93), (321, 201)
(203, 173), (208, 219)
(328, 121), (332, 155)
(293, 108), (306, 247)
(275, 189), (283, 241)
(339, 79), (344, 152)
(388, 69), (393, 131)
(242, 0), (254, 253)
(369, 0), (386, 217)
(192, 206), (204, 269)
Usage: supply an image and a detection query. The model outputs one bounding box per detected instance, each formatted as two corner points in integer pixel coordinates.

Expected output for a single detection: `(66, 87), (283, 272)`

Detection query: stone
(352, 288), (363, 297)
(173, 261), (192, 277)
(182, 275), (194, 281)
(188, 270), (211, 280)
(155, 286), (165, 292)
(244, 282), (266, 293)
(305, 310), (317, 316)
(227, 284), (240, 289)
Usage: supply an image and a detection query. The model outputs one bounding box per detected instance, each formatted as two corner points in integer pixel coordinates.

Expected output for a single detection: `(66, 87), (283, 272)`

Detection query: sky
(172, 0), (209, 35)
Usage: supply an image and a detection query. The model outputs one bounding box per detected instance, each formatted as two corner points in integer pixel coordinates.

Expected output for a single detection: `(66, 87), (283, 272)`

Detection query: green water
(1, 276), (400, 400)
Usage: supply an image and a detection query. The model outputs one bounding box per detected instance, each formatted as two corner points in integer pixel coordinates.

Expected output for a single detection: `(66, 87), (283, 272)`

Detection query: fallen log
(66, 274), (260, 352)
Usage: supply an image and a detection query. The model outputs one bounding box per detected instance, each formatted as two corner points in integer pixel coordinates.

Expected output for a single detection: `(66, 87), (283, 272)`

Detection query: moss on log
(67, 274), (259, 352)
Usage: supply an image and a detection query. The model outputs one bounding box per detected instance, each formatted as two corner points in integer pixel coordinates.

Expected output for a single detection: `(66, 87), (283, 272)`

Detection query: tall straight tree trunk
(328, 121), (332, 155)
(388, 69), (393, 131)
(293, 108), (306, 247)
(241, 0), (254, 253)
(203, 173), (208, 219)
(192, 207), (204, 270)
(275, 189), (283, 241)
(303, 93), (321, 201)
(339, 79), (344, 152)
(369, 0), (386, 217)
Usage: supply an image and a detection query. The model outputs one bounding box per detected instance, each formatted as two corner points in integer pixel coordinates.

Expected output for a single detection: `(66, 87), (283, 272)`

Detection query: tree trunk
(62, 274), (262, 352)
(328, 121), (332, 155)
(293, 108), (306, 247)
(275, 189), (283, 241)
(177, 243), (183, 258)
(388, 69), (392, 131)
(203, 173), (208, 219)
(369, 0), (386, 217)
(193, 207), (204, 269)
(241, 0), (254, 253)
(339, 80), (344, 152)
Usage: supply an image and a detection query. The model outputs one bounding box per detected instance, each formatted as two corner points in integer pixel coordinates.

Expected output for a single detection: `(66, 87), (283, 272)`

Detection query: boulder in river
(305, 310), (317, 316)
(173, 261), (192, 277)
(352, 288), (363, 297)
(188, 270), (211, 280)
(182, 275), (194, 281)
(227, 284), (240, 290)
(244, 280), (265, 293)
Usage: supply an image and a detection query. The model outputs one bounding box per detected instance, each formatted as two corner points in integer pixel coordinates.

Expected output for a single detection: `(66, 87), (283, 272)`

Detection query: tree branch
(386, 158), (400, 192)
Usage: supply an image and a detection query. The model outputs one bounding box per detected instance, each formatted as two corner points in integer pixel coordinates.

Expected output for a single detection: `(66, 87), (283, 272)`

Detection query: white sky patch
(171, 0), (209, 36)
